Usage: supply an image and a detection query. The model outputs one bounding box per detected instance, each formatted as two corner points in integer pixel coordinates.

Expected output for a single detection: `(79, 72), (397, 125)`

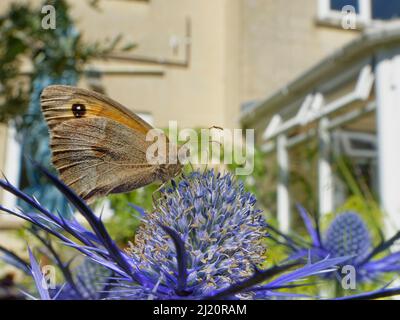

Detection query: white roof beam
(261, 64), (374, 148)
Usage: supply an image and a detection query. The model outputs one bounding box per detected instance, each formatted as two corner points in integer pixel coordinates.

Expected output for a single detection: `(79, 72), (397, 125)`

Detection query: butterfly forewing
(40, 85), (163, 203)
(41, 85), (153, 134)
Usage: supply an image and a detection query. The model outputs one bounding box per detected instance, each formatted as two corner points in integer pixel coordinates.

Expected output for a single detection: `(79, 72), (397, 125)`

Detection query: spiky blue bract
(127, 170), (266, 298)
(57, 259), (112, 300)
(0, 165), (365, 299)
(323, 212), (371, 265)
(28, 247), (51, 300)
(267, 206), (400, 290)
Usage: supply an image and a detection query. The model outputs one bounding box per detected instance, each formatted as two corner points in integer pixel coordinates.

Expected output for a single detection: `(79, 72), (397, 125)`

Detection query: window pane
(330, 0), (360, 13)
(372, 0), (400, 20)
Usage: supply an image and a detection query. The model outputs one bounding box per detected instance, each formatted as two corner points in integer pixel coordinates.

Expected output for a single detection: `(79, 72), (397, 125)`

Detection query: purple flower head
(127, 170), (266, 298)
(0, 164), (356, 299)
(267, 206), (400, 284)
(323, 212), (371, 265)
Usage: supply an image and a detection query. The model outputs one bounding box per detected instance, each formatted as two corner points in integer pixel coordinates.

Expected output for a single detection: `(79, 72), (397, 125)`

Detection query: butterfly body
(41, 85), (181, 203)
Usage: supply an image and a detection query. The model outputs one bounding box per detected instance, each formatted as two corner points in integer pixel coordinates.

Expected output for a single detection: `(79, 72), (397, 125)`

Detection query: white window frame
(0, 124), (23, 227)
(317, 0), (372, 28)
(2, 125), (21, 208)
(262, 62), (374, 151)
(338, 130), (377, 158)
(137, 112), (154, 126)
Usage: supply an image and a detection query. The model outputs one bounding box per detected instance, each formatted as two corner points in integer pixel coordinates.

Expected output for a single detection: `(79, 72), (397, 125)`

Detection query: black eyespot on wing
(72, 103), (86, 118)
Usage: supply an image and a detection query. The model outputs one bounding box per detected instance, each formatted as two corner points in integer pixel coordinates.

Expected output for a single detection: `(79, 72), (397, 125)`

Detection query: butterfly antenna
(208, 125), (224, 131)
(177, 143), (194, 172)
(208, 125), (224, 149)
(202, 148), (209, 174)
(204, 126), (224, 173)
(188, 160), (194, 172)
(152, 181), (167, 207)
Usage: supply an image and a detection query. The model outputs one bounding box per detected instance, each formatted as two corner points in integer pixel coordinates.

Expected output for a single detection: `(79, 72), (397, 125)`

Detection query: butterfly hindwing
(40, 85), (181, 203)
(50, 117), (157, 202)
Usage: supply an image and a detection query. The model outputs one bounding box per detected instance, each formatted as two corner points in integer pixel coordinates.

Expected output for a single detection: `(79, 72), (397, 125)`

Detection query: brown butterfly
(40, 85), (182, 203)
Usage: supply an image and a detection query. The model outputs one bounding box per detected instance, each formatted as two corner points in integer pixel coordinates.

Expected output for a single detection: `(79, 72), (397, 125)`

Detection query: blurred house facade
(0, 0), (243, 218)
(241, 0), (400, 236)
(1, 0), (400, 235)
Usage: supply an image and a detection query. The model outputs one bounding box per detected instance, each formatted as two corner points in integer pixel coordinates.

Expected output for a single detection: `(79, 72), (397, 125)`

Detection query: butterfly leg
(152, 181), (168, 207)
(208, 125), (223, 131)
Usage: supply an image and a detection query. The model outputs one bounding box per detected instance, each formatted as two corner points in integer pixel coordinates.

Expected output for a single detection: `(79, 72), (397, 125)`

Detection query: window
(330, 0), (359, 13)
(339, 131), (377, 158)
(137, 112), (154, 126)
(371, 0), (400, 20)
(1, 125), (22, 211)
(318, 0), (400, 28)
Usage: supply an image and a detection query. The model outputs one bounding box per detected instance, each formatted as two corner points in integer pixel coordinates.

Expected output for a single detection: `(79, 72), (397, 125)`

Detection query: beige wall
(0, 0), (362, 136)
(0, 124), (7, 204)
(0, 0), (363, 206)
(0, 0), (243, 207)
(71, 0), (241, 129)
(241, 0), (360, 103)
(0, 0), (242, 130)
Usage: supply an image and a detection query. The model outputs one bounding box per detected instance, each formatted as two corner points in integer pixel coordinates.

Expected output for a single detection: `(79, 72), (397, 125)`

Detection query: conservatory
(241, 23), (400, 236)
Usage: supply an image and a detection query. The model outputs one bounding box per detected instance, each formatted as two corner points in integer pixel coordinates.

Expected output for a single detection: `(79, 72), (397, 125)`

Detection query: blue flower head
(267, 206), (400, 285)
(323, 212), (371, 265)
(0, 164), (361, 299)
(128, 170), (266, 298)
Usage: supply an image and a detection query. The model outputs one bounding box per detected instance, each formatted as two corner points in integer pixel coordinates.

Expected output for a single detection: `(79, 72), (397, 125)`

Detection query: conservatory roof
(240, 22), (400, 127)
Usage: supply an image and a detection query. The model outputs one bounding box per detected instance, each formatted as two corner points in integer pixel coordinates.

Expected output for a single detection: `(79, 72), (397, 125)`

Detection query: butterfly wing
(40, 85), (160, 202)
(41, 85), (153, 134)
(50, 117), (157, 202)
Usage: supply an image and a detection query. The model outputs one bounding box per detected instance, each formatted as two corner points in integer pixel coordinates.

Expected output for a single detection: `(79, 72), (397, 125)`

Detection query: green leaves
(0, 0), (134, 124)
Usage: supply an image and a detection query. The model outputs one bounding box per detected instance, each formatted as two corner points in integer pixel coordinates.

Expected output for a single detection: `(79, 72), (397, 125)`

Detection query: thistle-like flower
(267, 207), (400, 284)
(323, 213), (371, 267)
(0, 164), (371, 300)
(126, 170), (266, 298)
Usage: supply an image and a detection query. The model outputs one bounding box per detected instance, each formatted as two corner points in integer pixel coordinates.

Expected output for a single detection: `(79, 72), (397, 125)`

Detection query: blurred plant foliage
(106, 184), (158, 245)
(321, 154), (384, 244)
(0, 0), (133, 124)
(106, 128), (267, 244)
(0, 0), (134, 214)
(227, 145), (267, 195)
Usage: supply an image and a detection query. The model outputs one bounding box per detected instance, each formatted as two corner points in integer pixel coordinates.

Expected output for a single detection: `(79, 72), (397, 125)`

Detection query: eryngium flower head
(0, 164), (359, 300)
(323, 212), (371, 265)
(267, 207), (400, 285)
(128, 170), (266, 297)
